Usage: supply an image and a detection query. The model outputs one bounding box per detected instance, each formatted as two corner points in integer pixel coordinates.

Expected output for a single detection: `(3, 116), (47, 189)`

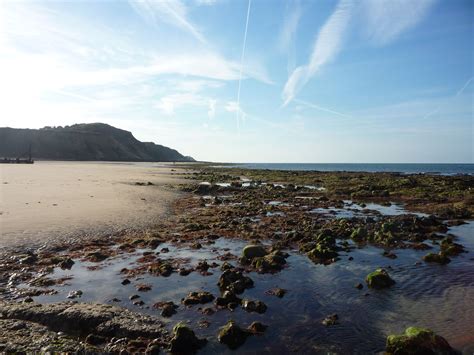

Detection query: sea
(218, 163), (474, 175)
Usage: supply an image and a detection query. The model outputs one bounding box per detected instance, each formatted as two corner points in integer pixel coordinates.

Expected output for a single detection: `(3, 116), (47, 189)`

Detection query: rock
(136, 284), (152, 292)
(248, 321), (267, 334)
(220, 261), (234, 271)
(182, 291), (215, 306)
(215, 290), (241, 307)
(218, 320), (250, 350)
(19, 254), (37, 265)
(241, 299), (267, 314)
(355, 283), (363, 290)
(169, 322), (207, 354)
(179, 268), (191, 276)
(153, 301), (178, 318)
(266, 288), (287, 298)
(365, 268), (395, 289)
(383, 251), (397, 259)
(85, 251), (108, 262)
(242, 245), (267, 259)
(386, 327), (458, 354)
(218, 270), (253, 294)
(252, 251), (288, 272)
(351, 227), (368, 242)
(440, 237), (465, 256)
(0, 301), (168, 342)
(321, 314), (338, 326)
(423, 252), (451, 265)
(85, 333), (106, 345)
(59, 258), (75, 270)
(121, 279), (131, 285)
(66, 290), (83, 299)
(307, 244), (338, 264)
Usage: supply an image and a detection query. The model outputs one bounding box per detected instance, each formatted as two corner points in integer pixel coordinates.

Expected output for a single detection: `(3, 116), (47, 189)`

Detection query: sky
(0, 0), (472, 163)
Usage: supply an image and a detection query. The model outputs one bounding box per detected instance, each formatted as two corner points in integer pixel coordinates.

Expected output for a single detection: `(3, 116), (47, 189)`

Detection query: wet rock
(19, 254), (37, 265)
(242, 245), (267, 259)
(66, 290), (83, 299)
(169, 322), (207, 354)
(182, 291), (215, 306)
(121, 279), (131, 285)
(153, 301), (178, 318)
(265, 288), (287, 298)
(218, 270), (254, 294)
(350, 227), (368, 242)
(220, 261), (234, 271)
(179, 268), (192, 276)
(252, 250), (288, 272)
(241, 299), (267, 314)
(383, 251), (397, 259)
(59, 258), (75, 270)
(85, 251), (108, 262)
(136, 284), (152, 292)
(365, 268), (395, 289)
(386, 327), (458, 354)
(85, 333), (106, 345)
(307, 244), (338, 264)
(218, 320), (250, 350)
(423, 252), (451, 265)
(147, 238), (162, 249)
(215, 290), (241, 307)
(440, 237), (465, 256)
(322, 313), (338, 326)
(0, 301), (168, 342)
(248, 321), (267, 334)
(130, 294), (140, 300)
(355, 283), (363, 290)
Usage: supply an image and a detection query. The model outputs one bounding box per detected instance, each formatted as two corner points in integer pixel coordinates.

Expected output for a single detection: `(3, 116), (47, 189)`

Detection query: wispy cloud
(362, 0), (437, 45)
(279, 0), (302, 75)
(282, 0), (354, 106)
(129, 0), (207, 44)
(281, 0), (437, 106)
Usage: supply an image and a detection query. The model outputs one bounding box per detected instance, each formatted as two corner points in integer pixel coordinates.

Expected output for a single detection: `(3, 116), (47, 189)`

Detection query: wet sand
(0, 161), (186, 248)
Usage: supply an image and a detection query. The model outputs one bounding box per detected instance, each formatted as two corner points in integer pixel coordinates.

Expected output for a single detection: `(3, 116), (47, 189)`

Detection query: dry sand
(0, 161), (189, 249)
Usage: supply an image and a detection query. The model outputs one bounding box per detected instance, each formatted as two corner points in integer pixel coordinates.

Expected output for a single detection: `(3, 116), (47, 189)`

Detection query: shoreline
(0, 166), (473, 353)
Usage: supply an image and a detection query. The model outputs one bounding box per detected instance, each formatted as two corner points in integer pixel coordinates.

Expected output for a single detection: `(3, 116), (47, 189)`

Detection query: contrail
(456, 76), (473, 96)
(236, 0), (252, 133)
(295, 99), (352, 118)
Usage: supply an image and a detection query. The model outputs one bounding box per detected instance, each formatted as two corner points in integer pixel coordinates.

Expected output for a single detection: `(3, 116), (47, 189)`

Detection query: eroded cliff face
(0, 123), (194, 162)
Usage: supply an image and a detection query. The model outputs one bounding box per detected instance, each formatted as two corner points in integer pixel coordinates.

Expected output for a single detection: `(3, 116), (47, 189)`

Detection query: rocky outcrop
(0, 301), (169, 352)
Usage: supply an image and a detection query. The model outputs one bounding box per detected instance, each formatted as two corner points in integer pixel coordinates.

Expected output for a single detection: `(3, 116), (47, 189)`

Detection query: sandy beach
(0, 161), (187, 248)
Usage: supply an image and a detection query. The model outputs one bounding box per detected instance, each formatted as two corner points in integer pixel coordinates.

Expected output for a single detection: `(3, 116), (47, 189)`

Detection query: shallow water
(23, 220), (474, 354)
(310, 201), (428, 219)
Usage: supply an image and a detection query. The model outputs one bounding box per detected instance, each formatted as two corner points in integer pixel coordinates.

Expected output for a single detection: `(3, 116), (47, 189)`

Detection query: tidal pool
(21, 222), (474, 354)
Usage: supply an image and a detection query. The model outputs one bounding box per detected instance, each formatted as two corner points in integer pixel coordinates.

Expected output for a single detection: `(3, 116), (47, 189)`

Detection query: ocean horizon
(217, 163), (474, 175)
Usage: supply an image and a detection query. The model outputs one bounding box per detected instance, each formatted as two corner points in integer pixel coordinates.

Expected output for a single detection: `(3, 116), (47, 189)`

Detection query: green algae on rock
(386, 327), (458, 354)
(365, 268), (395, 289)
(218, 320), (250, 350)
(242, 244), (267, 259)
(169, 322), (207, 354)
(423, 252), (451, 265)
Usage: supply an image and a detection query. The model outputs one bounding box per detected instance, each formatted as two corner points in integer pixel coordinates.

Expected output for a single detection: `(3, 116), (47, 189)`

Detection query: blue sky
(0, 0), (472, 163)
